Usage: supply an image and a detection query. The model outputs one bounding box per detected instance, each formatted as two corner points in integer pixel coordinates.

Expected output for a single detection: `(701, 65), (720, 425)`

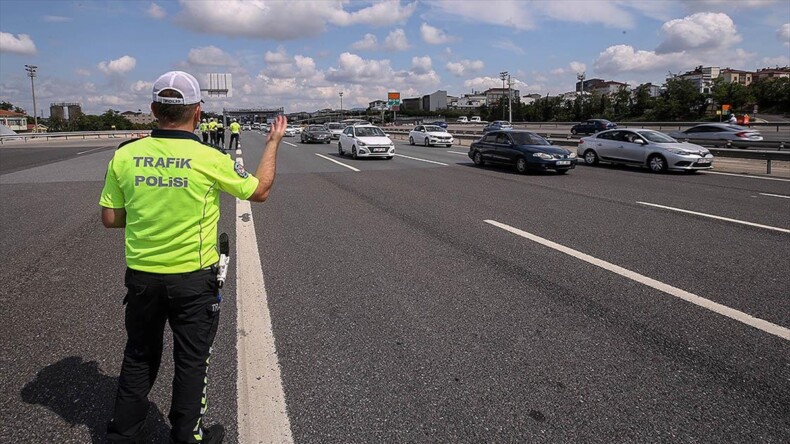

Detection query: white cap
(152, 71), (203, 105)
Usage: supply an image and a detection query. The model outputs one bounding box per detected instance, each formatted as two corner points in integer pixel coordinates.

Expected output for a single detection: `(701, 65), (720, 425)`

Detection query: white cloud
(176, 0), (416, 40)
(433, 0), (536, 30)
(187, 46), (237, 66)
(264, 47), (291, 64)
(411, 56), (433, 74)
(43, 15), (71, 22)
(446, 59), (485, 77)
(594, 44), (679, 74)
(420, 23), (455, 44)
(761, 55), (790, 67)
(779, 23), (790, 47)
(351, 33), (378, 50)
(551, 61), (587, 75)
(491, 39), (525, 55)
(533, 0), (636, 28)
(383, 28), (410, 51)
(97, 55), (137, 75)
(76, 68), (91, 76)
(294, 55), (317, 76)
(326, 52), (395, 84)
(656, 12), (741, 54)
(0, 32), (37, 55)
(464, 76), (504, 90)
(147, 2), (166, 20)
(131, 80), (153, 93)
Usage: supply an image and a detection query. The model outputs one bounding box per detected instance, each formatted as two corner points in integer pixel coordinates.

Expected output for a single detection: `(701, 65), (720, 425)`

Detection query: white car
(457, 116), (468, 123)
(338, 124), (395, 159)
(287, 125), (303, 134)
(242, 124), (252, 131)
(284, 127), (297, 137)
(324, 122), (345, 139)
(470, 116), (482, 123)
(409, 125), (454, 147)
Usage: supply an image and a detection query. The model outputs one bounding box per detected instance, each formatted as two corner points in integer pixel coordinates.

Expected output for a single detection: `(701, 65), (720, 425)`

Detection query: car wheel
(583, 149), (599, 165)
(515, 157), (528, 174)
(648, 154), (667, 173)
(409, 136), (415, 145)
(425, 137), (430, 147)
(338, 143), (344, 156)
(472, 151), (484, 166)
(352, 146), (358, 159)
(571, 128), (577, 135)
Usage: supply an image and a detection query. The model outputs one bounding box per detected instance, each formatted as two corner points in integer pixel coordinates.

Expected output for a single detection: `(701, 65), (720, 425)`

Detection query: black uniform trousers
(209, 131), (216, 146)
(201, 132), (208, 144)
(107, 267), (220, 443)
(229, 133), (240, 150)
(216, 130), (225, 148)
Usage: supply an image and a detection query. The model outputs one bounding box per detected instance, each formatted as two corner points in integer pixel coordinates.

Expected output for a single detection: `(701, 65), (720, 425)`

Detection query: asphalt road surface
(1, 131), (788, 443)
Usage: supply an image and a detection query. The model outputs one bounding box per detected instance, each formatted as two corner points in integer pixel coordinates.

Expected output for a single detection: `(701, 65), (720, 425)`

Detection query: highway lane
(0, 139), (116, 175)
(1, 132), (788, 442)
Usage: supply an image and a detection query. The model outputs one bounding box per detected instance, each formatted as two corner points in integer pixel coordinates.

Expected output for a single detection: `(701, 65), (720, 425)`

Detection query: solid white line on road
(283, 141), (297, 147)
(637, 201), (790, 234)
(235, 156), (294, 443)
(315, 153), (360, 172)
(759, 192), (790, 199)
(77, 146), (111, 155)
(235, 149), (242, 155)
(704, 171), (790, 182)
(393, 153), (448, 166)
(485, 219), (790, 341)
(447, 150), (467, 155)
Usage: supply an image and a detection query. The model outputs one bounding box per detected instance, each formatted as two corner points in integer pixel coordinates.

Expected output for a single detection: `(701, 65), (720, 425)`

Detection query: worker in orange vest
(742, 113), (750, 127)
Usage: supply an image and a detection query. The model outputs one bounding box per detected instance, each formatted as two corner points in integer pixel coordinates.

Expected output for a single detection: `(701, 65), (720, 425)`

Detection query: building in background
(483, 88), (520, 106)
(49, 102), (83, 122)
(401, 97), (421, 111)
(670, 66), (721, 93)
(449, 92), (486, 110)
(421, 90), (448, 112)
(752, 67), (790, 81)
(368, 100), (387, 111)
(720, 68), (753, 86)
(120, 111), (157, 125)
(521, 94), (542, 105)
(0, 110), (27, 132)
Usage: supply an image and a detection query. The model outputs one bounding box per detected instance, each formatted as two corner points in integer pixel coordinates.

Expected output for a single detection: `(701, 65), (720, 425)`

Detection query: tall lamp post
(339, 91), (344, 121)
(499, 71), (508, 121)
(507, 74), (513, 123)
(25, 64), (38, 133)
(577, 71), (586, 118)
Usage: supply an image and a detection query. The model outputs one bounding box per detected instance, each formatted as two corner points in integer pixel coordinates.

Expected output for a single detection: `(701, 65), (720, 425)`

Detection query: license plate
(373, 148), (386, 152)
(556, 160), (571, 166)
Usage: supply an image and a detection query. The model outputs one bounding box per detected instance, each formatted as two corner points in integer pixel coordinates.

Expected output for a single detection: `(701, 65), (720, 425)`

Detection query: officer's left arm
(101, 207), (126, 228)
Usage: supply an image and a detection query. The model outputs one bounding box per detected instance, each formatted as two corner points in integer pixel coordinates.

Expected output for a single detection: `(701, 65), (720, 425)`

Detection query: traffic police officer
(199, 118), (208, 143)
(229, 119), (241, 150)
(100, 70), (287, 444)
(208, 117), (218, 145)
(216, 118), (225, 149)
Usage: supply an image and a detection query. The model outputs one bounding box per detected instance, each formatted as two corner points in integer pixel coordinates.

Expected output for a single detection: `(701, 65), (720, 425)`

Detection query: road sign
(388, 91), (400, 110)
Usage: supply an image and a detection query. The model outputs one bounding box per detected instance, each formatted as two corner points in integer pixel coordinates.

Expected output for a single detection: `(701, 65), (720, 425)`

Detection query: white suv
(338, 124), (395, 160)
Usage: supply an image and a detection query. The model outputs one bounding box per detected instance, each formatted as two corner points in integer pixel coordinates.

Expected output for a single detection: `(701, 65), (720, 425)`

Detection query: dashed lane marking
(235, 156), (294, 443)
(77, 146), (112, 155)
(486, 219), (790, 341)
(637, 201), (790, 234)
(393, 153), (448, 166)
(315, 153), (360, 172)
(446, 150), (467, 155)
(235, 149), (242, 155)
(283, 141), (297, 147)
(704, 171), (790, 182)
(759, 193), (790, 199)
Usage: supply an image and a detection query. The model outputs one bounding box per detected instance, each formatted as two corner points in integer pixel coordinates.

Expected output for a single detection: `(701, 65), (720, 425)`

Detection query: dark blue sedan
(468, 130), (577, 174)
(425, 120), (448, 129)
(483, 120), (513, 132)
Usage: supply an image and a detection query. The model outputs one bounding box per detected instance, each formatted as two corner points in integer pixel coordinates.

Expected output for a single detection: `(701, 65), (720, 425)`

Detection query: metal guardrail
(386, 129), (789, 174)
(0, 130), (151, 144)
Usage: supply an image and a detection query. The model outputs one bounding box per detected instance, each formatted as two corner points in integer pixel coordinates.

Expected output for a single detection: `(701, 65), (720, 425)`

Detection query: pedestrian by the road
(208, 117), (218, 145)
(216, 119), (225, 149)
(229, 118), (241, 150)
(100, 70), (287, 444)
(199, 119), (208, 143)
(728, 113), (737, 124)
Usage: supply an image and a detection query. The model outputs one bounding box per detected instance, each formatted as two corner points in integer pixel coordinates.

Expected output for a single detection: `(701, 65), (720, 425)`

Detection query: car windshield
(326, 123), (343, 130)
(355, 127), (386, 137)
(308, 126), (325, 131)
(637, 130), (677, 143)
(424, 126), (445, 132)
(510, 132), (550, 146)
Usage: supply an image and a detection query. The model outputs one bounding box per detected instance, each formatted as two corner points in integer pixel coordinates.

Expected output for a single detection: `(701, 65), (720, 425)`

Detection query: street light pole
(25, 64), (38, 133)
(577, 71), (586, 118)
(339, 92), (344, 121)
(499, 71), (508, 121)
(508, 74), (512, 123)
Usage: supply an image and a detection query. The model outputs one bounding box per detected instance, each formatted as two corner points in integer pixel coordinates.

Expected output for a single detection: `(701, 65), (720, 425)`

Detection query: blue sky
(1, 0), (788, 116)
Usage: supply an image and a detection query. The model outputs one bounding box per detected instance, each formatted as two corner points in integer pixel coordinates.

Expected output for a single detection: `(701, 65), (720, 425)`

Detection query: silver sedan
(578, 129), (714, 173)
(668, 123), (763, 143)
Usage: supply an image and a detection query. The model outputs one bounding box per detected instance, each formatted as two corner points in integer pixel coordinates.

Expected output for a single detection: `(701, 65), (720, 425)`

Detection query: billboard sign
(387, 91), (400, 109)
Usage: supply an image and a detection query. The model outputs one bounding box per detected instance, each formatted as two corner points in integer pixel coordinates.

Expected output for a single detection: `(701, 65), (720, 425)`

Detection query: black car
(571, 119), (617, 135)
(483, 120), (513, 132)
(301, 125), (332, 143)
(468, 130), (577, 174)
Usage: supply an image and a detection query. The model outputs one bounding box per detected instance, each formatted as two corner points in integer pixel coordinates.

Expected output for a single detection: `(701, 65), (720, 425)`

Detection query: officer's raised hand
(248, 114), (287, 202)
(268, 115), (287, 142)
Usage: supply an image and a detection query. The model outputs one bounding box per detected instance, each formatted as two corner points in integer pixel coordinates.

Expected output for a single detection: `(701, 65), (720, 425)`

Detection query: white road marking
(447, 150), (467, 155)
(77, 146), (110, 155)
(283, 141), (297, 147)
(315, 153), (360, 172)
(704, 171), (790, 182)
(485, 219), (790, 341)
(393, 153), (448, 166)
(235, 157), (294, 443)
(235, 149), (242, 155)
(759, 193), (790, 199)
(637, 201), (790, 234)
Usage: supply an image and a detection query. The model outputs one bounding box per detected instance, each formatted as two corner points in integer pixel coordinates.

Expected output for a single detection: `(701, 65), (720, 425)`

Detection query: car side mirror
(637, 139), (646, 145)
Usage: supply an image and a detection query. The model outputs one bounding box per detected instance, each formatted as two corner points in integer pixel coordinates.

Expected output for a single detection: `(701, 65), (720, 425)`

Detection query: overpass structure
(222, 107), (283, 125)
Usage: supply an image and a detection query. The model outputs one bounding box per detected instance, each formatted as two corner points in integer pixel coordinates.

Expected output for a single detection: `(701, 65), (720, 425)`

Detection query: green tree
(749, 78), (790, 113)
(653, 78), (707, 120)
(711, 78), (752, 112)
(631, 84), (653, 118)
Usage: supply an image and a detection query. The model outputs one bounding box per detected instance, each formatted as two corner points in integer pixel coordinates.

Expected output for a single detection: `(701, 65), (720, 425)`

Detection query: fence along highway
(1, 131), (788, 442)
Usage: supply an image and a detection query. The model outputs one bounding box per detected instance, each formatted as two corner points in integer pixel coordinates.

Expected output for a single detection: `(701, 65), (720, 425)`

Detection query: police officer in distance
(199, 118), (208, 143)
(208, 117), (218, 146)
(228, 118), (241, 150)
(216, 118), (225, 150)
(100, 70), (287, 444)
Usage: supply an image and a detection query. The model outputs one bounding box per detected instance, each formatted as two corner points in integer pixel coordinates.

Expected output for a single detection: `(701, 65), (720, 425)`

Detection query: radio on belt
(217, 232), (230, 288)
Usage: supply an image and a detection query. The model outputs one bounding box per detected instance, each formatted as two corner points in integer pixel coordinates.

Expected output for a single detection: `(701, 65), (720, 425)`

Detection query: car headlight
(568, 152), (577, 158)
(667, 148), (691, 155)
(357, 140), (367, 147)
(532, 153), (553, 160)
